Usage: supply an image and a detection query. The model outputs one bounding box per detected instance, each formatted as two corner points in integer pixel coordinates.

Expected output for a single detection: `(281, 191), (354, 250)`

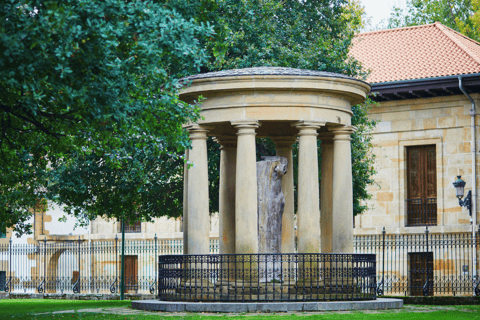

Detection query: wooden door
(409, 252), (433, 296)
(124, 255), (138, 293)
(407, 145), (437, 226)
(71, 271), (79, 285)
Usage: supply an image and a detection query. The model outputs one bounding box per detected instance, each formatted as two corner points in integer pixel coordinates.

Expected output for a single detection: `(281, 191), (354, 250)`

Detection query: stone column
(330, 126), (356, 253)
(185, 124), (211, 254)
(271, 137), (297, 254)
(232, 120), (260, 254)
(183, 149), (189, 254)
(319, 133), (334, 253)
(215, 136), (237, 254)
(292, 121), (324, 253)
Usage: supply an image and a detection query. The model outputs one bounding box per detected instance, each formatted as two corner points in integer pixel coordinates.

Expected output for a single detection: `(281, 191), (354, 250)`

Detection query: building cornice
(370, 73), (480, 102)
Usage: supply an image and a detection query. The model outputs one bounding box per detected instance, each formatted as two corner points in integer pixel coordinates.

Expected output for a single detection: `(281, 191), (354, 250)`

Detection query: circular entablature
(179, 67), (370, 135)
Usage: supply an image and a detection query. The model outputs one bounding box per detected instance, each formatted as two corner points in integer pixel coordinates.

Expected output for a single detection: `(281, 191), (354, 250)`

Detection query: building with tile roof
(349, 24), (480, 296)
(349, 22), (480, 236)
(351, 22), (480, 84)
(350, 22), (480, 101)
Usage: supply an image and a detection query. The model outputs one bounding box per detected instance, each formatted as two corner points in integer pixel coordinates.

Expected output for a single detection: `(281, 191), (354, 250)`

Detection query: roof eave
(369, 73), (480, 102)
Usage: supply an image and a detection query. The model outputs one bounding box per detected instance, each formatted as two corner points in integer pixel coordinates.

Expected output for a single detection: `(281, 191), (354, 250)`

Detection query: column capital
(214, 135), (237, 149)
(184, 124), (213, 140)
(271, 136), (298, 148)
(231, 120), (261, 129)
(231, 120), (261, 136)
(292, 121), (325, 136)
(329, 125), (357, 141)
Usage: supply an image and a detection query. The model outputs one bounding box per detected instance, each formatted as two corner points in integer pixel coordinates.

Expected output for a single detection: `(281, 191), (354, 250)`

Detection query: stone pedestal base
(133, 298), (404, 312)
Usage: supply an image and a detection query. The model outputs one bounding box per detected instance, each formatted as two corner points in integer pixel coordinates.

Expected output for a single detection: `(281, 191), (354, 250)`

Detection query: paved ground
(37, 305), (478, 317)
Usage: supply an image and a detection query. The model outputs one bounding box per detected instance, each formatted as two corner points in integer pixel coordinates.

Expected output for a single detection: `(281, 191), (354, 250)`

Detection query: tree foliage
(0, 0), (212, 232)
(165, 0), (367, 75)
(2, 0), (377, 233)
(351, 98), (378, 215)
(387, 0), (480, 41)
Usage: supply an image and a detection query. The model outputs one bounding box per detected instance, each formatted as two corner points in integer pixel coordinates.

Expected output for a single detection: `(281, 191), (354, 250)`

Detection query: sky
(360, 0), (407, 30)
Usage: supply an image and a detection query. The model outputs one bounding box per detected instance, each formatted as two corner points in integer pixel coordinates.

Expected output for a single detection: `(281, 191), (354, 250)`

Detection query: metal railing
(406, 198), (437, 226)
(355, 226), (480, 296)
(0, 236), (218, 295)
(158, 253), (377, 302)
(1, 228), (478, 296)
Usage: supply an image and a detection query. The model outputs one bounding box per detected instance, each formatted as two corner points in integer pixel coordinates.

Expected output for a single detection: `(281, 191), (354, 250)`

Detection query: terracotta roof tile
(350, 22), (480, 83)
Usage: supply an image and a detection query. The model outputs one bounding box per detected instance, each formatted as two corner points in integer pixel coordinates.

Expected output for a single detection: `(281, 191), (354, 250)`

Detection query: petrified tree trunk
(257, 156), (288, 282)
(257, 156), (288, 254)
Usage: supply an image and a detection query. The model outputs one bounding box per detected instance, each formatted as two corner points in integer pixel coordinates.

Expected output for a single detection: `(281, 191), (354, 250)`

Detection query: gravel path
(38, 305), (478, 317)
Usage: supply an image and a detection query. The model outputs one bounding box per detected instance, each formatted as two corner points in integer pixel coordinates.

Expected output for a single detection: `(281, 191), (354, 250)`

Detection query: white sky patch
(360, 0), (407, 30)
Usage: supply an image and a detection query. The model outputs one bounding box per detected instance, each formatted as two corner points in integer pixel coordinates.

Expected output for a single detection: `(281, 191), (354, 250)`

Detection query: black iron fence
(158, 253), (377, 302)
(1, 228), (479, 296)
(355, 227), (480, 296)
(0, 236), (217, 295)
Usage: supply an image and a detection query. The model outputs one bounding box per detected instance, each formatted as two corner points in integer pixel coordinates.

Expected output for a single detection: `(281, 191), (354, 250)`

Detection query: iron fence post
(6, 238), (12, 292)
(149, 235), (157, 295)
(423, 226), (429, 296)
(382, 227), (385, 295)
(77, 236), (81, 293)
(109, 235), (118, 294)
(376, 227), (386, 296)
(38, 238), (46, 293)
(152, 233), (158, 295)
(120, 218), (125, 300)
(115, 234), (118, 290)
(44, 238), (47, 287)
(476, 225), (480, 296)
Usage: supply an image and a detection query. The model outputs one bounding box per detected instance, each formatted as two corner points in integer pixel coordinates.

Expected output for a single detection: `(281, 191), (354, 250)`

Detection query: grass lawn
(0, 299), (130, 318)
(0, 300), (478, 319)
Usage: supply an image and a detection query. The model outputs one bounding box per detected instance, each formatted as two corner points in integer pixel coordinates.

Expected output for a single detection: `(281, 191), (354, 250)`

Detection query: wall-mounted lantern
(452, 175), (472, 217)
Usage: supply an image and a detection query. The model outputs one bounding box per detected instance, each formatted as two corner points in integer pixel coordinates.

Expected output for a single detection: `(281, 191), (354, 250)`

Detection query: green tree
(48, 144), (187, 228)
(3, 0), (377, 233)
(387, 0), (480, 41)
(166, 0), (367, 75)
(0, 0), (212, 233)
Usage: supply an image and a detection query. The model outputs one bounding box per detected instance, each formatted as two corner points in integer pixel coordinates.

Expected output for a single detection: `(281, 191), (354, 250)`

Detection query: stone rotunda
(180, 67), (370, 257)
(132, 67), (404, 310)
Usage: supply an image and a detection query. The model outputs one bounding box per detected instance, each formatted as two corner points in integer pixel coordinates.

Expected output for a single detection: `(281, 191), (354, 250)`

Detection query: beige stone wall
(89, 214), (219, 241)
(355, 93), (480, 235)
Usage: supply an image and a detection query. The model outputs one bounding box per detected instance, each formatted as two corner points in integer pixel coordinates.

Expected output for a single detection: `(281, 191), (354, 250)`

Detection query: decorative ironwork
(4, 277), (11, 293)
(376, 279), (384, 296)
(423, 280), (430, 296)
(406, 198), (437, 226)
(475, 278), (480, 296)
(459, 191), (473, 216)
(37, 279), (45, 294)
(110, 278), (117, 294)
(158, 253), (377, 302)
(72, 278), (80, 294)
(149, 280), (156, 294)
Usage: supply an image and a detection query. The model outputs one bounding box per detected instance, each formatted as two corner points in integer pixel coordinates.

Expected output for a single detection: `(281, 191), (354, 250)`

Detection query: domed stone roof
(183, 66), (361, 82)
